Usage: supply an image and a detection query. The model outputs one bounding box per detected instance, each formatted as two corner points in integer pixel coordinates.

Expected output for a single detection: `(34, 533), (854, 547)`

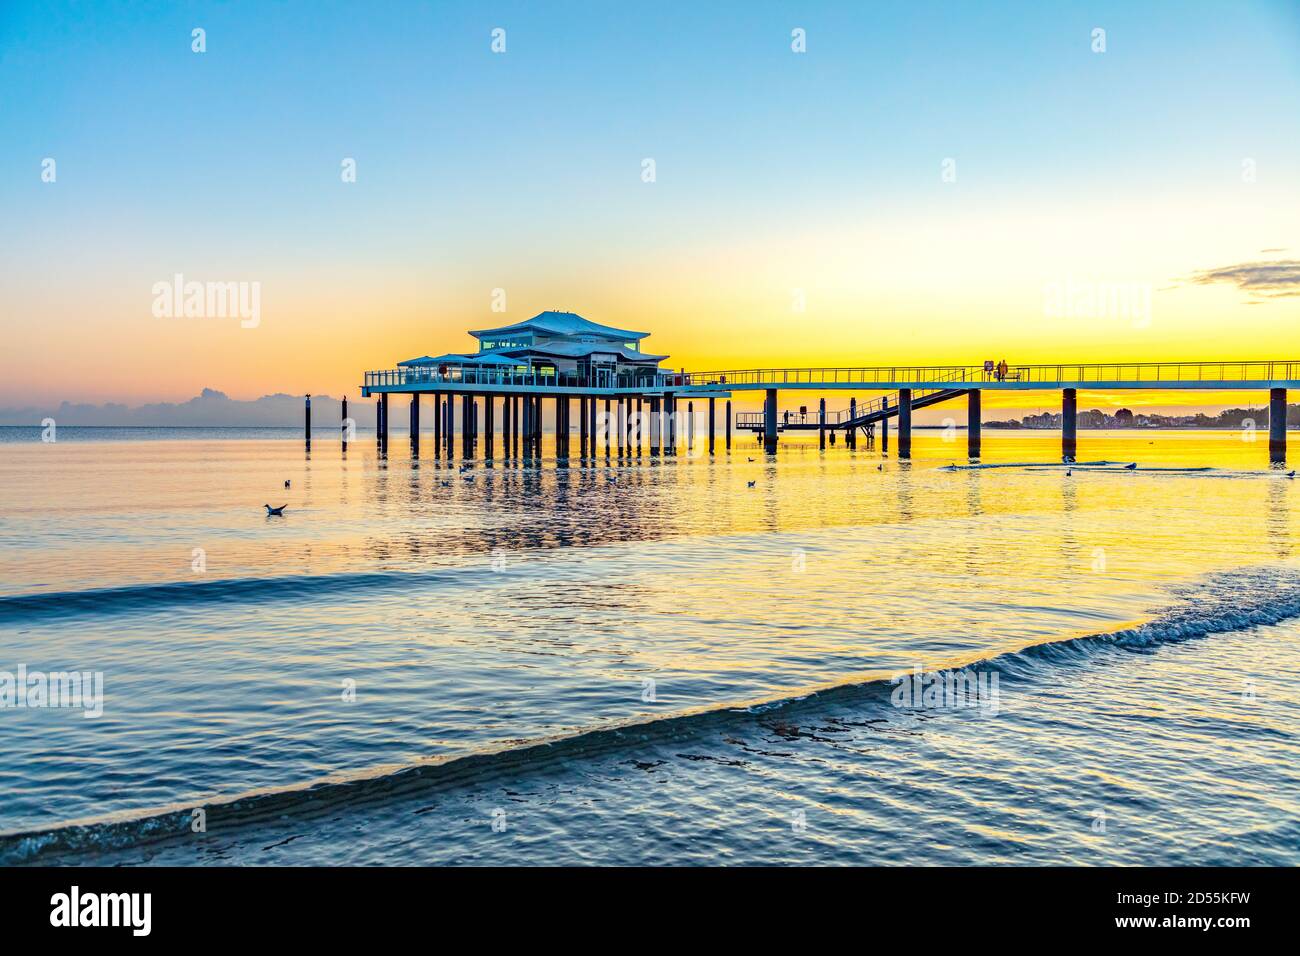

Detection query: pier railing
(366, 360), (1300, 395)
(364, 365), (678, 391)
(686, 361), (1300, 387)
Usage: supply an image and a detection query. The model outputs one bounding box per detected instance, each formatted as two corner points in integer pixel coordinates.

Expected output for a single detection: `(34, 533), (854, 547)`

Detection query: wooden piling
(967, 389), (981, 459)
(708, 397), (715, 455)
(818, 397), (826, 450)
(763, 388), (778, 454)
(726, 399), (732, 450)
(341, 395), (348, 453)
(1270, 388), (1288, 463)
(898, 389), (912, 459)
(848, 397), (857, 450)
(1062, 388), (1077, 462)
(410, 395), (421, 456)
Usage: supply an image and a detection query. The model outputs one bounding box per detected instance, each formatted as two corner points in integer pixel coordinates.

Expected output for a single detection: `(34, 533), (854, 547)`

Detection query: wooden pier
(354, 360), (1300, 465)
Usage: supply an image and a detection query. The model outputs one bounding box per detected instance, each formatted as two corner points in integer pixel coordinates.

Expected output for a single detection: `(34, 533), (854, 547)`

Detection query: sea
(0, 425), (1296, 865)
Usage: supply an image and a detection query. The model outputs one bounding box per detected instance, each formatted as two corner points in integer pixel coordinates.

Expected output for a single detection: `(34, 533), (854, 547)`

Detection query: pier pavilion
(358, 319), (1298, 464)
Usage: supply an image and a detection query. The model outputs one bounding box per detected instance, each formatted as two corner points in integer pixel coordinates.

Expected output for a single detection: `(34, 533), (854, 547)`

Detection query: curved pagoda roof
(469, 310), (649, 341)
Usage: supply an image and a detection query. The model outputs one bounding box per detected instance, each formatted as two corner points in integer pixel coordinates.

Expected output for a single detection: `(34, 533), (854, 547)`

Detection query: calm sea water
(0, 426), (1296, 865)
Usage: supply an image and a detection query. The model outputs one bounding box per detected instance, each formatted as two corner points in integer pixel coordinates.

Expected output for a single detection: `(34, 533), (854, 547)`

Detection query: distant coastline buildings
(987, 405), (1298, 430)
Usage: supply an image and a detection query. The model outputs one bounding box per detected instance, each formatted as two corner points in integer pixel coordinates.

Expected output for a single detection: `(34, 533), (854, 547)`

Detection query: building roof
(399, 352), (520, 367)
(522, 341), (668, 363)
(469, 310), (649, 342)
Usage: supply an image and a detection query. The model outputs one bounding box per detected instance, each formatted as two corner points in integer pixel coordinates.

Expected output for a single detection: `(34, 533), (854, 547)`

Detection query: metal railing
(687, 360), (1300, 388)
(366, 360), (1300, 394)
(364, 365), (676, 390)
(736, 370), (971, 429)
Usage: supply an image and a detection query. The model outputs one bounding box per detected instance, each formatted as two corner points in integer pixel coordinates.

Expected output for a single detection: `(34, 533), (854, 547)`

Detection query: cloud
(0, 390), (370, 427)
(1186, 259), (1300, 300)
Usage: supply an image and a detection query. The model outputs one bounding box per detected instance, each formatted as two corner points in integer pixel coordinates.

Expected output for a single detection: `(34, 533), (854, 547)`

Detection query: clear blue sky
(2, 1), (1298, 407)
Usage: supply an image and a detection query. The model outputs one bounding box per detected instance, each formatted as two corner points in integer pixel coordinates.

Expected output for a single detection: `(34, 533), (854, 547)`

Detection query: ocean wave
(0, 568), (472, 624)
(5, 565), (1299, 864)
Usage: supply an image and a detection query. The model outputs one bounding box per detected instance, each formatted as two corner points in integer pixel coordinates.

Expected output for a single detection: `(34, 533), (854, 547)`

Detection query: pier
(353, 314), (1297, 465)
(357, 359), (1299, 465)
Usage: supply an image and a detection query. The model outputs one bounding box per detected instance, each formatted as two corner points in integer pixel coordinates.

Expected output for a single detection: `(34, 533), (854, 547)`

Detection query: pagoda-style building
(397, 310), (668, 389)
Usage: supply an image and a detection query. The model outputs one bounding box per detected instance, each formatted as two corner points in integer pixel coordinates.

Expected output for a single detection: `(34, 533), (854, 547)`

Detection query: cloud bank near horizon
(0, 388), (373, 427)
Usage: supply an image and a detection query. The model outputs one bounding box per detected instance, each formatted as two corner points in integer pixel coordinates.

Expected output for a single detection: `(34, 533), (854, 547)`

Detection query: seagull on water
(1125, 462), (1137, 470)
(1066, 469), (1072, 477)
(284, 479), (291, 489)
(1288, 471), (1296, 479)
(877, 464), (884, 471)
(264, 504), (286, 516)
(747, 480), (757, 488)
(747, 457), (755, 462)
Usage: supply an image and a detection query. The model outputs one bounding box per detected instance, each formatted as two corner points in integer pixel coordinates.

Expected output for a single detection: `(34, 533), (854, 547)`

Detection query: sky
(2, 0), (1298, 419)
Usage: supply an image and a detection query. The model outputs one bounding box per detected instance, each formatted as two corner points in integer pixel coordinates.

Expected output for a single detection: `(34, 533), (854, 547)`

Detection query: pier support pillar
(667, 393), (677, 455)
(636, 397), (643, 458)
(525, 395), (533, 459)
(818, 398), (826, 450)
(1271, 387), (1287, 463)
(898, 389), (912, 459)
(444, 395), (454, 461)
(848, 398), (857, 450)
(578, 397), (588, 459)
(484, 396), (495, 461)
(305, 394), (312, 450)
(726, 400), (732, 450)
(380, 393), (390, 458)
(461, 394), (472, 460)
(881, 398), (889, 454)
(687, 401), (694, 453)
(409, 395), (420, 458)
(650, 397), (661, 457)
(588, 396), (596, 459)
(434, 397), (442, 458)
(708, 397), (716, 455)
(763, 388), (778, 455)
(501, 395), (510, 460)
(1062, 388), (1078, 462)
(967, 389), (981, 460)
(535, 395), (543, 455)
(603, 399), (611, 458)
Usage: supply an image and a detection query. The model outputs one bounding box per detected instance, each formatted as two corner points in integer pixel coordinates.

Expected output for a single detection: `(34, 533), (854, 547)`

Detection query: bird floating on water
(1066, 469), (1072, 477)
(284, 480), (291, 489)
(747, 480), (757, 488)
(747, 457), (755, 462)
(1125, 462), (1137, 470)
(264, 504), (286, 516)
(877, 464), (884, 471)
(1288, 471), (1296, 479)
